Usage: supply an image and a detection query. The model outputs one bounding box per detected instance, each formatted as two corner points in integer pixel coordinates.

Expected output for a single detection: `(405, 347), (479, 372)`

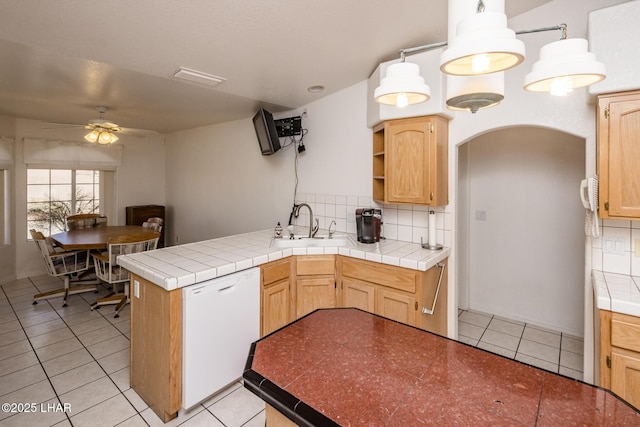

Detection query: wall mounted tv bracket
(274, 116), (302, 137)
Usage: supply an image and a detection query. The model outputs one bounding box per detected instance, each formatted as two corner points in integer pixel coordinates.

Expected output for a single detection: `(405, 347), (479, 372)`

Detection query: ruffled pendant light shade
(524, 38), (606, 96)
(374, 62), (431, 107)
(440, 11), (525, 76)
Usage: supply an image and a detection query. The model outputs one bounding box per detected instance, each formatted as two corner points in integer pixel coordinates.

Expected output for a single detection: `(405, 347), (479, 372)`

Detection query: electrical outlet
(475, 210), (487, 221)
(134, 280), (140, 298)
(302, 108), (308, 118)
(603, 237), (625, 255)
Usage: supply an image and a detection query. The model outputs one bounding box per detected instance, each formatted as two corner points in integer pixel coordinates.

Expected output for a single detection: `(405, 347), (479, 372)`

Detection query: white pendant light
(440, 10), (525, 76)
(374, 62), (431, 107)
(524, 38), (606, 96)
(446, 73), (504, 113)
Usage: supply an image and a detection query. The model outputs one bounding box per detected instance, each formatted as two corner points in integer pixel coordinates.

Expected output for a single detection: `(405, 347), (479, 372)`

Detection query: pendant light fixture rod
(399, 41), (448, 61)
(515, 23), (567, 40)
(398, 23), (567, 62)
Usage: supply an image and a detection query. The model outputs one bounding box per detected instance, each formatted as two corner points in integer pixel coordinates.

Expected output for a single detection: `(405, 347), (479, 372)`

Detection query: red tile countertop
(243, 308), (640, 426)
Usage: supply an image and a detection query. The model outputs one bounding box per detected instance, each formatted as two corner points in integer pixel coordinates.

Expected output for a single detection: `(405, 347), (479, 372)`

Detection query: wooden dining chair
(142, 217), (163, 232)
(67, 213), (107, 231)
(30, 229), (99, 307)
(91, 231), (160, 318)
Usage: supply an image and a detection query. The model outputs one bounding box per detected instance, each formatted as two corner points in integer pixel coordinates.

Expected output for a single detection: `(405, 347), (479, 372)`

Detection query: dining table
(50, 225), (156, 251)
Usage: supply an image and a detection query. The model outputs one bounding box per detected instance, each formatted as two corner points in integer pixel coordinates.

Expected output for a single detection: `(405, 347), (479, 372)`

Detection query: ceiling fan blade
(41, 122), (86, 130)
(43, 121), (85, 126)
(119, 127), (159, 136)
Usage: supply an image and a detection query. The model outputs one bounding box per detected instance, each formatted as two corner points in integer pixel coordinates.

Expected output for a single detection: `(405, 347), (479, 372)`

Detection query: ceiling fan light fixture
(84, 128), (119, 144)
(523, 38), (606, 95)
(84, 129), (100, 143)
(440, 11), (525, 76)
(374, 62), (431, 107)
(98, 130), (119, 144)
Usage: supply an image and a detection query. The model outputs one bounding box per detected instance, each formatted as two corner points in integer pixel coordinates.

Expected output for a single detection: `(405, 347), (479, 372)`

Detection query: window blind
(23, 138), (123, 169)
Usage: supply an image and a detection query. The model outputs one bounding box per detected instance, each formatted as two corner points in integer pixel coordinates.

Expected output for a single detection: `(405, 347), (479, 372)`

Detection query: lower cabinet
(343, 277), (375, 312)
(295, 255), (336, 318)
(260, 258), (293, 337)
(260, 255), (448, 336)
(339, 256), (448, 335)
(343, 276), (417, 326)
(599, 310), (640, 409)
(377, 287), (417, 326)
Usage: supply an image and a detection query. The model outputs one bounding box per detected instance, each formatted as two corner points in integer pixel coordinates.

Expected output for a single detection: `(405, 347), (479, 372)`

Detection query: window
(27, 169), (101, 237)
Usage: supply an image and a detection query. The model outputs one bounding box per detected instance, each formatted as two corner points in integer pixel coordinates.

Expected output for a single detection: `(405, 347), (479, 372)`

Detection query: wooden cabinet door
(611, 349), (640, 410)
(598, 91), (640, 218)
(342, 277), (375, 313)
(385, 120), (431, 204)
(296, 276), (336, 318)
(376, 288), (416, 326)
(262, 279), (290, 336)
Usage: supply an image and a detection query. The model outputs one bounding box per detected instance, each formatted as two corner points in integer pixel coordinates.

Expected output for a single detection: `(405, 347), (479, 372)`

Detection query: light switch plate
(636, 240), (640, 258)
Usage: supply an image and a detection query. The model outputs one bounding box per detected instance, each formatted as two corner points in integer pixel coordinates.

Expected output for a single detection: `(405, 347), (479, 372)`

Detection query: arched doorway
(456, 126), (586, 375)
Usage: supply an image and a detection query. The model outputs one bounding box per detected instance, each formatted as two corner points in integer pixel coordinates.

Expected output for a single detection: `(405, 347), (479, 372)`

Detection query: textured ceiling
(0, 0), (551, 134)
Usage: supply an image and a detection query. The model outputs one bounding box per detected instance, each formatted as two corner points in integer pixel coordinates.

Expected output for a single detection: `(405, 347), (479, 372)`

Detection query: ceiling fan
(45, 106), (157, 144)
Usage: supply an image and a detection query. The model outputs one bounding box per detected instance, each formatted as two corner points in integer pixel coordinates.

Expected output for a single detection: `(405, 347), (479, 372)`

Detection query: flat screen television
(252, 108), (281, 155)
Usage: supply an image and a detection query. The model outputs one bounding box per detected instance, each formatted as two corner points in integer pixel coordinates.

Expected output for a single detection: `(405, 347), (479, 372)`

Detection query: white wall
(164, 118), (297, 245)
(292, 82), (372, 197)
(461, 127), (585, 335)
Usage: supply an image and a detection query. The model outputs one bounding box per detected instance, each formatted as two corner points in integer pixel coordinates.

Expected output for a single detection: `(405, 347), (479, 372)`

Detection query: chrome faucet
(328, 220), (336, 239)
(293, 203), (318, 238)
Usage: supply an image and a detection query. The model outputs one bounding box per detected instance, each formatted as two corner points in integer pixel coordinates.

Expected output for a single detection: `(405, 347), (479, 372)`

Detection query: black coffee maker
(356, 208), (381, 243)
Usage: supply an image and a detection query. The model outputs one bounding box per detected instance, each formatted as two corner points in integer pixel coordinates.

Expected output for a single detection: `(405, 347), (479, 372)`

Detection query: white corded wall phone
(580, 176), (599, 238)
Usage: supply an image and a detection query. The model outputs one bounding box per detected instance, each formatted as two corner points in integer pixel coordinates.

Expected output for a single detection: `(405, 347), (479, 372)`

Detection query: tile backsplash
(291, 193), (453, 247)
(592, 218), (640, 276)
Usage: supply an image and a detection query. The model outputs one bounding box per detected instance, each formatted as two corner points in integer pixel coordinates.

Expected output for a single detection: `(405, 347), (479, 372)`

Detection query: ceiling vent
(172, 67), (226, 87)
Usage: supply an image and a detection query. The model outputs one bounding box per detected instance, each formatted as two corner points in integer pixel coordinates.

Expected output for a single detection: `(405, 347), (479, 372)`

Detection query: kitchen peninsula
(245, 308), (640, 426)
(118, 229), (450, 422)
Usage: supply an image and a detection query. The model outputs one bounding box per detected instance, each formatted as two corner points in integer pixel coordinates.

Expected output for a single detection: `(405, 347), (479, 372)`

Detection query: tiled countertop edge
(118, 230), (451, 291)
(592, 270), (640, 317)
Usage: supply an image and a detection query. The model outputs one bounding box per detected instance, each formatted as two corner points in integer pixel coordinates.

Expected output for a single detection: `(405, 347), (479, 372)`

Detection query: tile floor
(457, 309), (584, 381)
(1, 274), (585, 427)
(0, 275), (266, 427)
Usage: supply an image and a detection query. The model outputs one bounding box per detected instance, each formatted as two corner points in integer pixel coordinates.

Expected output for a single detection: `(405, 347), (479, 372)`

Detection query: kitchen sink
(271, 234), (354, 248)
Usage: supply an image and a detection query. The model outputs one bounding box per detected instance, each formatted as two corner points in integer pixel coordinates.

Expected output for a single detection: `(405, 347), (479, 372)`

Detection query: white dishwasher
(182, 267), (260, 409)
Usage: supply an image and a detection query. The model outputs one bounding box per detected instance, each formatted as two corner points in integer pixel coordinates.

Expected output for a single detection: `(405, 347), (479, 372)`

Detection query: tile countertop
(244, 308), (640, 426)
(592, 270), (640, 317)
(117, 229), (451, 291)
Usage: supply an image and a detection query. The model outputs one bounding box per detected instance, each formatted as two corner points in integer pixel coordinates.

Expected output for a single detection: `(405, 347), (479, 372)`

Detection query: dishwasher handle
(189, 280), (239, 296)
(217, 284), (236, 294)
